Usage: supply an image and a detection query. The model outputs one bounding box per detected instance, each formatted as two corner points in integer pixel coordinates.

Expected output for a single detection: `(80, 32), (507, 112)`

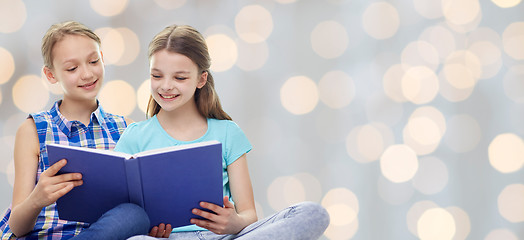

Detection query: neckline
(152, 115), (210, 144)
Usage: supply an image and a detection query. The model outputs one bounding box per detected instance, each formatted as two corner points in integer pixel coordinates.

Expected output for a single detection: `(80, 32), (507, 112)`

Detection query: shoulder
(122, 117), (157, 135)
(209, 118), (242, 130)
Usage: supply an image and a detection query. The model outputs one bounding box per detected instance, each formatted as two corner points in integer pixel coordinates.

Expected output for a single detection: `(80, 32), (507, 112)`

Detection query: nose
(160, 78), (174, 91)
(80, 65), (94, 81)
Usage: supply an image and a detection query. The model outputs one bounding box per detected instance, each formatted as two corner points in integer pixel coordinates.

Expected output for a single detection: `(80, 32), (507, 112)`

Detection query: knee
(115, 203), (150, 233)
(297, 202), (330, 229)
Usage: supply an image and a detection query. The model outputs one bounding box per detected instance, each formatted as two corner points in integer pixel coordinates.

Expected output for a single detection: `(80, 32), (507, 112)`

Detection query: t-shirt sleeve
(224, 121), (252, 166)
(114, 122), (140, 154)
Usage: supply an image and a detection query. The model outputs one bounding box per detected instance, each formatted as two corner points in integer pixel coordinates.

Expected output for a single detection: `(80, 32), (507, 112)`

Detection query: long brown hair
(146, 25), (231, 120)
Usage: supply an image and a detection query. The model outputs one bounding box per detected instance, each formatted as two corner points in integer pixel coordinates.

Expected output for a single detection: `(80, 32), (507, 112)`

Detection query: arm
(8, 118), (83, 237)
(191, 154), (257, 235)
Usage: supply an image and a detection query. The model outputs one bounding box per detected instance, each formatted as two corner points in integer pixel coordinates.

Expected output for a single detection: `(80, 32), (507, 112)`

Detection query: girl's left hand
(190, 196), (246, 235)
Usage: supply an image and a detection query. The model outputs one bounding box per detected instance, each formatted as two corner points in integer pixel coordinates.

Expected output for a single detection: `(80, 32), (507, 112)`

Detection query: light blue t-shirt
(114, 115), (252, 232)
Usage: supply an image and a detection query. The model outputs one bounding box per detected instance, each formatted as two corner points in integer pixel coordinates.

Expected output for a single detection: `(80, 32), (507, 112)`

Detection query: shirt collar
(50, 100), (107, 138)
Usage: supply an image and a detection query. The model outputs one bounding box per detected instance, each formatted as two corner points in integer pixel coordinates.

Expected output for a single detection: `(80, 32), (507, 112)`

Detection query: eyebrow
(61, 51), (99, 65)
(150, 68), (191, 74)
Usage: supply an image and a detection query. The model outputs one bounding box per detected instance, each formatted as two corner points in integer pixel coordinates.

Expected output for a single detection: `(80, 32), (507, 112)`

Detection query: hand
(28, 159), (83, 209)
(149, 223), (172, 238)
(190, 196), (246, 235)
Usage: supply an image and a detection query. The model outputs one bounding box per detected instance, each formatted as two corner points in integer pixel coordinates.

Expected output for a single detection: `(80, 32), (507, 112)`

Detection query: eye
(151, 74), (162, 79)
(67, 66), (77, 72)
(90, 59), (100, 64)
(175, 77), (187, 80)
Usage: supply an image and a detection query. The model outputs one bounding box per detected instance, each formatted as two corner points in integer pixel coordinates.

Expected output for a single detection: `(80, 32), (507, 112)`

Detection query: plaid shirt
(0, 100), (127, 240)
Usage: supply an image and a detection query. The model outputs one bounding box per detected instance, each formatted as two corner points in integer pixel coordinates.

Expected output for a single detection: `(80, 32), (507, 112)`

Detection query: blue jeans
(128, 201), (330, 240)
(72, 203), (150, 240)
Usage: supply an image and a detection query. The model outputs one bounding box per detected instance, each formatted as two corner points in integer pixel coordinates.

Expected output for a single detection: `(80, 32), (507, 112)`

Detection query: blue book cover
(46, 140), (223, 229)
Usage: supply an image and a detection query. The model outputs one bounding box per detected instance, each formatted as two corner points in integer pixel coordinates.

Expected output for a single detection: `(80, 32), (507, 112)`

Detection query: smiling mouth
(160, 93), (180, 99)
(79, 80), (97, 88)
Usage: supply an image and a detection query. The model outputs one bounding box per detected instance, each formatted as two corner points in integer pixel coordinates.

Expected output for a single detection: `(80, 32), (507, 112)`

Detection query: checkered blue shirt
(0, 100), (127, 240)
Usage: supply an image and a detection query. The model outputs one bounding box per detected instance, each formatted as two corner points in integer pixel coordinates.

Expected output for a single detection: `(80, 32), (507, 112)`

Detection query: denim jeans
(127, 201), (330, 240)
(72, 203), (150, 240)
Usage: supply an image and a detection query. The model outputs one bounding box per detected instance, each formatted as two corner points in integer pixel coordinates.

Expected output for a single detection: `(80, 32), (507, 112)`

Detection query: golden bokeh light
(346, 123), (394, 163)
(267, 176), (305, 211)
(412, 156), (448, 195)
(153, 0), (186, 9)
(488, 133), (524, 173)
(405, 116), (442, 146)
(98, 80), (136, 117)
(407, 200), (439, 237)
(468, 41), (502, 79)
(442, 0), (481, 26)
(419, 25), (456, 62)
(12, 75), (49, 114)
(90, 0), (128, 17)
(318, 71), (355, 109)
(383, 64), (408, 102)
(401, 41), (440, 71)
(95, 28), (125, 66)
(498, 184), (524, 222)
(446, 206), (471, 240)
(444, 114), (481, 153)
(235, 41), (269, 71)
(114, 28), (140, 66)
(322, 188), (359, 240)
(438, 69), (475, 102)
(502, 22), (524, 60)
(207, 34), (238, 72)
(362, 2), (400, 39)
(136, 79), (150, 114)
(417, 208), (456, 240)
(442, 64), (476, 89)
(311, 21), (349, 59)
(413, 0), (443, 19)
(485, 229), (518, 240)
(0, 0), (26, 33)
(503, 65), (524, 103)
(0, 47), (15, 85)
(380, 144), (419, 183)
(293, 173), (322, 202)
(491, 0), (522, 8)
(444, 50), (482, 83)
(280, 76), (318, 115)
(401, 66), (439, 105)
(235, 5), (273, 44)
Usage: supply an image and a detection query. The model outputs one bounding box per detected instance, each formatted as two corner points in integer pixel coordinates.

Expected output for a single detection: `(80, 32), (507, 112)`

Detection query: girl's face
(150, 49), (207, 113)
(44, 34), (104, 102)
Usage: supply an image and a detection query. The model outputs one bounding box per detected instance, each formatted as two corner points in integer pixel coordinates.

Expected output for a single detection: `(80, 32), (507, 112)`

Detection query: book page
(135, 140), (220, 158)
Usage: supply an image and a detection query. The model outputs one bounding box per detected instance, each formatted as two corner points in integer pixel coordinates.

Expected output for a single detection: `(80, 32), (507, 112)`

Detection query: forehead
(52, 34), (100, 63)
(150, 50), (198, 72)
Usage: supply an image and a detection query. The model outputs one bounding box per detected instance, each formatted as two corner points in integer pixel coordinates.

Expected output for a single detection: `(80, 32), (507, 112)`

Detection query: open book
(46, 140), (223, 229)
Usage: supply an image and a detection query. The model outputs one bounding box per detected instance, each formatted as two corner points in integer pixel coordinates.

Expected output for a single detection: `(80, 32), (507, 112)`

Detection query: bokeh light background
(1, 0), (524, 239)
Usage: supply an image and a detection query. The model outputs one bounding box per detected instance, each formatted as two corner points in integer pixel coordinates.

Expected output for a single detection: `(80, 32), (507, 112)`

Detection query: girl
(117, 24), (330, 240)
(0, 21), (150, 240)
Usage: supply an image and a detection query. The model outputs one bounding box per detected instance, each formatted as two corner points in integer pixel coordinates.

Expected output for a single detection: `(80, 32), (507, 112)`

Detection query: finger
(149, 226), (158, 237)
(164, 224), (172, 237)
(193, 208), (218, 222)
(157, 223), (165, 237)
(191, 218), (217, 231)
(50, 182), (76, 199)
(223, 196), (235, 209)
(200, 201), (223, 215)
(42, 159), (67, 177)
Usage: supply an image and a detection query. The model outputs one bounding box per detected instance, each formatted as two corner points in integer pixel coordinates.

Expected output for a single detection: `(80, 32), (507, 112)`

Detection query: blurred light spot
(438, 70), (475, 102)
(114, 28), (140, 66)
(207, 34), (238, 72)
(318, 71), (355, 109)
(322, 188), (359, 240)
(439, 50), (481, 102)
(267, 176), (305, 211)
(413, 0), (443, 19)
(417, 208), (456, 240)
(407, 201), (439, 237)
(95, 28), (125, 65)
(0, 47), (15, 85)
(6, 160), (14, 187)
(445, 50), (482, 81)
(442, 64), (476, 89)
(0, 0), (26, 33)
(154, 0), (186, 9)
(346, 123), (394, 163)
(468, 41), (502, 79)
(503, 65), (524, 103)
(311, 21), (349, 59)
(236, 41), (268, 71)
(235, 5), (273, 44)
(137, 79), (150, 114)
(380, 144), (419, 183)
(445, 9), (482, 34)
(502, 22), (524, 60)
(377, 175), (414, 205)
(446, 206), (471, 240)
(491, 0), (522, 8)
(444, 114), (481, 153)
(498, 184), (524, 222)
(293, 172), (322, 202)
(485, 229), (518, 240)
(404, 106), (446, 155)
(366, 92), (404, 126)
(401, 41), (440, 71)
(401, 66), (439, 104)
(383, 64), (408, 102)
(90, 0), (128, 17)
(442, 0), (480, 25)
(488, 133), (524, 173)
(419, 25), (456, 62)
(12, 75), (49, 113)
(468, 27), (502, 43)
(412, 157), (448, 195)
(280, 76), (318, 115)
(98, 80), (136, 117)
(362, 2), (399, 39)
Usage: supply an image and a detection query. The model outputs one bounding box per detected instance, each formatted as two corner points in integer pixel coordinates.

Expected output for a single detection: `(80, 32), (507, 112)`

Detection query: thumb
(223, 196), (234, 208)
(42, 159), (67, 177)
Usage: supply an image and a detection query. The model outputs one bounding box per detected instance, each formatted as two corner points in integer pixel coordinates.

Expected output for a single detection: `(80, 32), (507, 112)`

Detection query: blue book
(46, 140), (223, 229)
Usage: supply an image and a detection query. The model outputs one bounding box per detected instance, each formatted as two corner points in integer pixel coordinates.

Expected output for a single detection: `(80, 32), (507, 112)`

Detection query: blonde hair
(146, 24), (231, 120)
(41, 21), (101, 69)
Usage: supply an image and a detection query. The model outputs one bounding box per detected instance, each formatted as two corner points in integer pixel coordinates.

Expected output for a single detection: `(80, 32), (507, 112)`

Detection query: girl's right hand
(149, 223), (172, 238)
(28, 159), (83, 209)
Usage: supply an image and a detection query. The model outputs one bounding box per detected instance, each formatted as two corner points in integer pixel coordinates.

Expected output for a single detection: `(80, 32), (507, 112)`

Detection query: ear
(197, 70), (208, 89)
(43, 66), (58, 84)
(100, 51), (104, 63)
